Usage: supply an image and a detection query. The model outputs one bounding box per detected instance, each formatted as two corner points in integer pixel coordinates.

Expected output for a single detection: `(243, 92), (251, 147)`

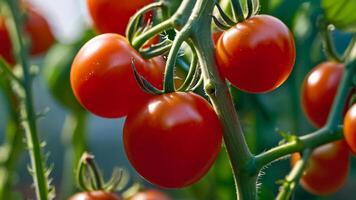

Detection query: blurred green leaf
(322, 0), (356, 32)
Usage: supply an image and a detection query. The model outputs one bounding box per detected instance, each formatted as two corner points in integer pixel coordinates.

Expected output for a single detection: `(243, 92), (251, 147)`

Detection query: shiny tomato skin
(215, 15), (295, 93)
(68, 191), (121, 200)
(86, 0), (153, 35)
(124, 92), (222, 188)
(70, 33), (164, 118)
(344, 104), (356, 154)
(291, 141), (350, 196)
(25, 6), (55, 55)
(301, 62), (344, 128)
(0, 16), (15, 64)
(129, 189), (171, 200)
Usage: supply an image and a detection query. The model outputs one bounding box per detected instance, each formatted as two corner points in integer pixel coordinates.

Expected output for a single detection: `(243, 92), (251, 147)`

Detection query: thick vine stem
(4, 1), (51, 199)
(179, 0), (256, 199)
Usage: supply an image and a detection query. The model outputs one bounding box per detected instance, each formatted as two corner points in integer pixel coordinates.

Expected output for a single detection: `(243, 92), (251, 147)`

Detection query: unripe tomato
(344, 104), (356, 154)
(68, 191), (121, 200)
(215, 15), (295, 93)
(86, 0), (153, 35)
(43, 43), (84, 112)
(124, 92), (222, 188)
(24, 5), (55, 55)
(71, 33), (164, 118)
(291, 141), (350, 196)
(128, 189), (171, 200)
(0, 16), (15, 65)
(301, 62), (344, 128)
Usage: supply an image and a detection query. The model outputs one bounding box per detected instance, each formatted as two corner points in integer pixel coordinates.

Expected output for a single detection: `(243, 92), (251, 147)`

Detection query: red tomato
(215, 15), (295, 93)
(0, 16), (15, 64)
(129, 189), (171, 200)
(68, 191), (121, 200)
(212, 31), (222, 48)
(344, 104), (356, 154)
(124, 92), (222, 188)
(301, 61), (344, 128)
(86, 0), (153, 35)
(71, 33), (164, 118)
(291, 141), (350, 195)
(0, 5), (54, 64)
(24, 6), (55, 55)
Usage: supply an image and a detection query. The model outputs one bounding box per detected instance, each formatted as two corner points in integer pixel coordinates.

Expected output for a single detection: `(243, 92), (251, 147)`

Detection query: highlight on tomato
(215, 15), (295, 93)
(291, 141), (350, 196)
(344, 103), (356, 154)
(70, 33), (165, 118)
(86, 0), (153, 35)
(123, 92), (222, 188)
(301, 61), (344, 128)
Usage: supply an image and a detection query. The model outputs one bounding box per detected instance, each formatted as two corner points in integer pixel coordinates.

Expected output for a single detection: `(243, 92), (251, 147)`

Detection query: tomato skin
(129, 189), (171, 200)
(86, 0), (153, 35)
(0, 16), (15, 64)
(68, 191), (121, 200)
(344, 104), (356, 154)
(301, 62), (344, 128)
(124, 92), (222, 188)
(71, 33), (164, 118)
(291, 141), (350, 196)
(215, 15), (295, 93)
(25, 6), (55, 55)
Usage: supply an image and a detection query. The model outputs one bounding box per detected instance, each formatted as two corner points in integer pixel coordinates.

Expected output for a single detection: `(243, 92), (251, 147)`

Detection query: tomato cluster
(0, 4), (54, 64)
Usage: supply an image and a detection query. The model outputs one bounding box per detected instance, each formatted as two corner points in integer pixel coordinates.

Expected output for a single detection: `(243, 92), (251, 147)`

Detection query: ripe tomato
(24, 5), (55, 55)
(129, 189), (171, 200)
(212, 31), (222, 48)
(291, 141), (350, 196)
(71, 33), (164, 118)
(86, 0), (153, 35)
(0, 5), (54, 64)
(68, 191), (121, 200)
(124, 92), (222, 188)
(301, 61), (344, 128)
(215, 15), (295, 93)
(344, 104), (356, 154)
(0, 16), (15, 65)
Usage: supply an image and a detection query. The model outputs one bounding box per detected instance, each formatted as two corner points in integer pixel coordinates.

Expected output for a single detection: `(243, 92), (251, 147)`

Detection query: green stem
(59, 112), (87, 199)
(5, 1), (50, 199)
(276, 149), (311, 200)
(230, 0), (245, 22)
(0, 58), (23, 86)
(188, 0), (255, 199)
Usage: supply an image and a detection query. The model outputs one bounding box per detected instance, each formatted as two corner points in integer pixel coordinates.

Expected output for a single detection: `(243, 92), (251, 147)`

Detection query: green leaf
(322, 0), (356, 32)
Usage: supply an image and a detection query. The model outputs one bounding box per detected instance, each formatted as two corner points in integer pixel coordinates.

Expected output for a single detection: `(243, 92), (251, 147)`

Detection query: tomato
(0, 16), (15, 64)
(212, 31), (222, 48)
(71, 33), (164, 118)
(123, 92), (222, 188)
(0, 5), (54, 64)
(291, 141), (350, 196)
(68, 191), (121, 200)
(215, 15), (295, 93)
(344, 104), (356, 154)
(129, 189), (171, 200)
(301, 61), (344, 128)
(24, 5), (55, 55)
(86, 0), (153, 35)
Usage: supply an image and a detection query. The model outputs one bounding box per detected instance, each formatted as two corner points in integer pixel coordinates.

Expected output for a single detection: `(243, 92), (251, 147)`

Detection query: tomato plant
(86, 0), (153, 35)
(301, 61), (344, 128)
(291, 141), (350, 195)
(68, 191), (121, 200)
(215, 15), (295, 93)
(128, 189), (171, 200)
(70, 33), (164, 118)
(344, 103), (356, 154)
(123, 92), (222, 188)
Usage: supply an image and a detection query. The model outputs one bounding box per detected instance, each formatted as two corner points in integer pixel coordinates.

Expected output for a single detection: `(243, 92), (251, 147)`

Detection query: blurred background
(0, 0), (355, 199)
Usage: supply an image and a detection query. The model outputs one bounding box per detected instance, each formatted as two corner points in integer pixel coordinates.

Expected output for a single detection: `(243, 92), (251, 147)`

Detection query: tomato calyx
(76, 152), (127, 193)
